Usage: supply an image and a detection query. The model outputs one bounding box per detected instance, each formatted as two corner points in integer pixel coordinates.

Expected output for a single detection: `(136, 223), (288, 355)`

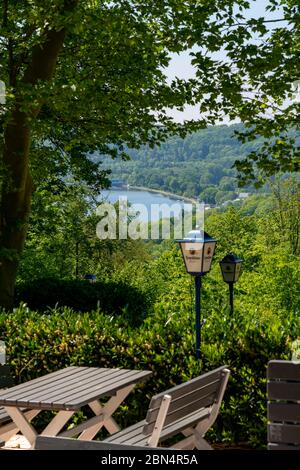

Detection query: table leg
(41, 410), (74, 436)
(0, 409), (40, 442)
(4, 407), (37, 447)
(62, 384), (135, 441)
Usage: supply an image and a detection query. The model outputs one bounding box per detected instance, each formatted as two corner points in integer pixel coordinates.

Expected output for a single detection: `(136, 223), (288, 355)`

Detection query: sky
(166, 0), (284, 122)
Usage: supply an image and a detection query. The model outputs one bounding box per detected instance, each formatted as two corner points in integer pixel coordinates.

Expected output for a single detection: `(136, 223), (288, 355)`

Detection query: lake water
(100, 189), (193, 222)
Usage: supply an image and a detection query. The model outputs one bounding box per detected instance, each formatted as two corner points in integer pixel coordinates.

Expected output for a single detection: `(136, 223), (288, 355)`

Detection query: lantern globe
(219, 253), (242, 284)
(177, 230), (217, 276)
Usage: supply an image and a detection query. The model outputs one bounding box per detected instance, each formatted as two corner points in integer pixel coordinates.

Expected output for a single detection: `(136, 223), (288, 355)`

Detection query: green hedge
(0, 304), (296, 448)
(15, 278), (152, 324)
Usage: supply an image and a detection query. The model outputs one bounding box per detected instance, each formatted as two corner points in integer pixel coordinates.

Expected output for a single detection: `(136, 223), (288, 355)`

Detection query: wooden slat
(144, 395), (213, 435)
(61, 370), (151, 410)
(122, 407), (209, 445)
(48, 369), (139, 406)
(146, 381), (218, 424)
(0, 368), (151, 411)
(105, 420), (147, 444)
(35, 436), (170, 450)
(0, 367), (94, 403)
(149, 366), (226, 408)
(268, 403), (300, 422)
(105, 407), (210, 446)
(267, 382), (300, 401)
(0, 406), (10, 425)
(268, 361), (300, 381)
(0, 438), (4, 448)
(104, 420), (146, 444)
(13, 368), (122, 408)
(268, 423), (300, 444)
(0, 367), (80, 402)
(268, 443), (300, 450)
(158, 407), (210, 441)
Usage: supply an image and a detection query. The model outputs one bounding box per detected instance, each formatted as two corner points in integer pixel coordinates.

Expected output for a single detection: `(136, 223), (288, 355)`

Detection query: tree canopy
(190, 0), (300, 185)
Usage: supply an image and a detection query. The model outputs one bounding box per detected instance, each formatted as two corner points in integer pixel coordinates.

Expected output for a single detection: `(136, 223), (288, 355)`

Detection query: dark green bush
(15, 278), (151, 323)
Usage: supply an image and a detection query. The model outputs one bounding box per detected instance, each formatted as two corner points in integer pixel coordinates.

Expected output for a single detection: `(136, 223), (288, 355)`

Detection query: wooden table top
(0, 366), (152, 411)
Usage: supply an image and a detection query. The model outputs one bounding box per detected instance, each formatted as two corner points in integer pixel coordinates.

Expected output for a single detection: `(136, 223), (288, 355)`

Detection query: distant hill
(99, 123), (264, 204)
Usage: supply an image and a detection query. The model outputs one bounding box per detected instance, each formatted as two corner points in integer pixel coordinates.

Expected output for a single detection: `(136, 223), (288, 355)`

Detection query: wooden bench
(267, 360), (300, 450)
(94, 365), (230, 450)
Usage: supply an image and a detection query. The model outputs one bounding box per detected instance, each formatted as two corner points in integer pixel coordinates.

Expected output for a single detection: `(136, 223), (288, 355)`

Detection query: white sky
(166, 0), (284, 122)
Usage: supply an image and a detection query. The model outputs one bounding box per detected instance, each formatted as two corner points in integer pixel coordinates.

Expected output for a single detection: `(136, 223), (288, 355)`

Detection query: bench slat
(146, 379), (219, 419)
(144, 393), (215, 435)
(268, 403), (300, 422)
(268, 423), (300, 444)
(105, 407), (210, 446)
(268, 361), (300, 380)
(149, 366), (225, 409)
(268, 382), (300, 401)
(105, 420), (146, 444)
(268, 443), (300, 450)
(0, 406), (11, 425)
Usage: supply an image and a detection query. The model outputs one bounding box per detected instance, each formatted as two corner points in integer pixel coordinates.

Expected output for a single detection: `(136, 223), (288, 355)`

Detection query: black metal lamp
(83, 273), (97, 283)
(177, 230), (217, 359)
(219, 253), (242, 314)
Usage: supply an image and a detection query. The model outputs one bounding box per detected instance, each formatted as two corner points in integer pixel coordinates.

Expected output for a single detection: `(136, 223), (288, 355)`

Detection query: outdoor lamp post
(83, 273), (97, 283)
(219, 253), (242, 315)
(177, 230), (217, 360)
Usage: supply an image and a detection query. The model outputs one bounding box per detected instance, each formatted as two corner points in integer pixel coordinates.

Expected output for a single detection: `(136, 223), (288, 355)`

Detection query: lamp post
(219, 253), (242, 314)
(83, 273), (97, 283)
(177, 230), (217, 360)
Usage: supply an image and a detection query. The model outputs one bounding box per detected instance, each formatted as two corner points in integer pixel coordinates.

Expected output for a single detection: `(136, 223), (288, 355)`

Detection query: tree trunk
(0, 9), (77, 308)
(0, 107), (32, 309)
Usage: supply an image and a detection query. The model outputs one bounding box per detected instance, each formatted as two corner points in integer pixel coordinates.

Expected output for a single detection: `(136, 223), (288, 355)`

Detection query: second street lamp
(177, 230), (217, 360)
(219, 253), (242, 314)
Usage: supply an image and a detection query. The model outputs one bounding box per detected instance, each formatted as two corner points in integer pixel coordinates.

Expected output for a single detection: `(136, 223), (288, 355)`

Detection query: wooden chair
(60, 365), (229, 450)
(267, 360), (300, 450)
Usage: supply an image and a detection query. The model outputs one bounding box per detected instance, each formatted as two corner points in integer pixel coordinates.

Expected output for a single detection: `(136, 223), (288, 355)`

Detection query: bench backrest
(267, 360), (300, 450)
(0, 365), (14, 389)
(143, 365), (229, 435)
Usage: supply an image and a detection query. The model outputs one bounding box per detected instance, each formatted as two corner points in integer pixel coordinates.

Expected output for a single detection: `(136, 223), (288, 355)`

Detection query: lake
(100, 189), (193, 222)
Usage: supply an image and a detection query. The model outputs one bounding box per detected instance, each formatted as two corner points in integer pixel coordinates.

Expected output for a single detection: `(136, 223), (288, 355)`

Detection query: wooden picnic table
(0, 366), (152, 448)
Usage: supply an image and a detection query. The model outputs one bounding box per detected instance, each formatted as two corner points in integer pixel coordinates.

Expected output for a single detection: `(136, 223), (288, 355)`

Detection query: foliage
(15, 278), (154, 325)
(190, 0), (300, 184)
(101, 123), (261, 201)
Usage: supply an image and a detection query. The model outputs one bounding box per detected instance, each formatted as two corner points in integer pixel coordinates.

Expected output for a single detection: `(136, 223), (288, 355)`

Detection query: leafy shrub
(15, 278), (151, 324)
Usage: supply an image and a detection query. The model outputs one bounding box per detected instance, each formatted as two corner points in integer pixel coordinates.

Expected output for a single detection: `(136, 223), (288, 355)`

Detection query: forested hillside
(101, 124), (263, 204)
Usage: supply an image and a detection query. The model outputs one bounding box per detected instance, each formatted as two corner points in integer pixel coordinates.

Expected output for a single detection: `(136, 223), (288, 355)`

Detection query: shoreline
(112, 185), (197, 204)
